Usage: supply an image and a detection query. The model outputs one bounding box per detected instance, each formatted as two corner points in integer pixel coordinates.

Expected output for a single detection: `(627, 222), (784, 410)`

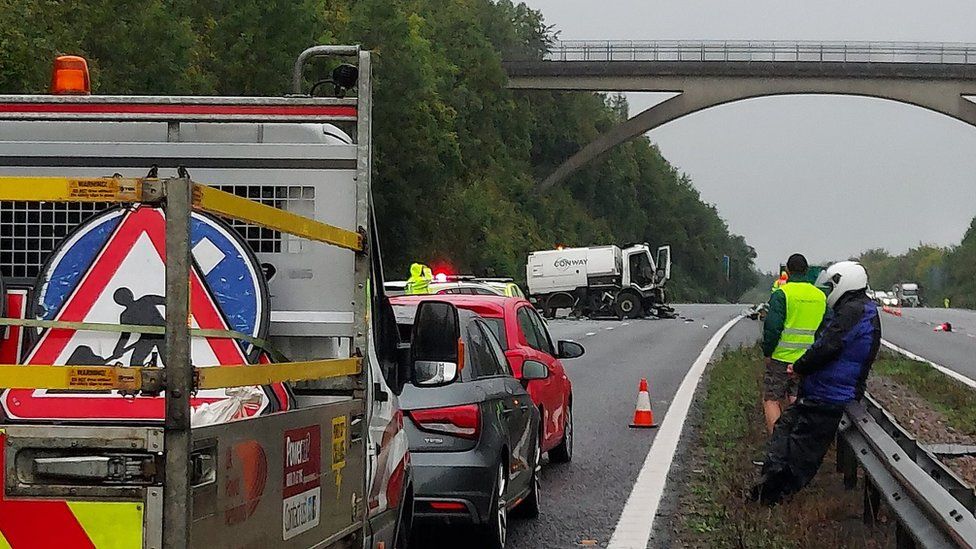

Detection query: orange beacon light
(51, 55), (91, 95)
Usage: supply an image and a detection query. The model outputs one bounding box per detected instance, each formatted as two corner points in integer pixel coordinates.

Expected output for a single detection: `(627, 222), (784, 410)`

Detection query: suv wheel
(481, 462), (508, 549)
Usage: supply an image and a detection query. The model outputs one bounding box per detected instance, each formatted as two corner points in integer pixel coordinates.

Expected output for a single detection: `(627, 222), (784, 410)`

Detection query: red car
(392, 294), (583, 462)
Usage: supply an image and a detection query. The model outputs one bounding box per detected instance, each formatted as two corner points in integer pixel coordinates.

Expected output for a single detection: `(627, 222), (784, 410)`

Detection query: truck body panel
(0, 47), (409, 549)
(526, 248), (588, 294)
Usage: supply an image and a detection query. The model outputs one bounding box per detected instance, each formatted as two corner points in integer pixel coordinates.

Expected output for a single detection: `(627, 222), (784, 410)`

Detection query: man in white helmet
(749, 261), (881, 505)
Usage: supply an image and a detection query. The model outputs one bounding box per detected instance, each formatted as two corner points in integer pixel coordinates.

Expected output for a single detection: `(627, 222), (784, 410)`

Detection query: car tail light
(428, 501), (467, 512)
(408, 404), (480, 439)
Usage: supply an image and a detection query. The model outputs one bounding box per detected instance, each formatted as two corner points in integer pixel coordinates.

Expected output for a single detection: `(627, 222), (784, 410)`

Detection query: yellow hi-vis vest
(405, 263), (431, 295)
(772, 281), (827, 363)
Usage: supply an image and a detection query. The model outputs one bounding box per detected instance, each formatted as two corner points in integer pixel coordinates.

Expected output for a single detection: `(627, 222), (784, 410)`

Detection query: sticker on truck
(283, 426), (322, 540)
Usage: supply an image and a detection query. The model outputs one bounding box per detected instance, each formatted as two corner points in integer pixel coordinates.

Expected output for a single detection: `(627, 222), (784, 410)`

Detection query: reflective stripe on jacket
(772, 281), (827, 363)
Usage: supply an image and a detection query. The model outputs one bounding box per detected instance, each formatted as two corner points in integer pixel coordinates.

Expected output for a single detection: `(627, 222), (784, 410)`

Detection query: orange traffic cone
(630, 378), (658, 429)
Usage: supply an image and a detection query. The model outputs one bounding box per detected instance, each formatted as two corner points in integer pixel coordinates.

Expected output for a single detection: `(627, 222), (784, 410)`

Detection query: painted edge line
(607, 314), (745, 549)
(880, 339), (976, 389)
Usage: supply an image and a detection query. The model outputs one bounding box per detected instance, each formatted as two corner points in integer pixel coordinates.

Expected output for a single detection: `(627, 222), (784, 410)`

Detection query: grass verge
(672, 345), (891, 548)
(871, 352), (976, 435)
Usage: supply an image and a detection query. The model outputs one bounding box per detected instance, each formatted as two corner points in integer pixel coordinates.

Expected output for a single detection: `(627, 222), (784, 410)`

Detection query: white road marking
(585, 332), (597, 337)
(881, 339), (976, 389)
(606, 327), (615, 331)
(622, 322), (631, 326)
(607, 315), (744, 549)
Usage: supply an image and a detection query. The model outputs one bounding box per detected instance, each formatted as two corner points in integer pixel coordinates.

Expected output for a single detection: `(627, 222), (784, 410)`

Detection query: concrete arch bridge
(502, 40), (976, 190)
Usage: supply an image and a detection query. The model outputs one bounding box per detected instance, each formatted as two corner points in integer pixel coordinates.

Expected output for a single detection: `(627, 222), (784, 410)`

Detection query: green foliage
(946, 218), (976, 308)
(0, 0), (759, 301)
(856, 229), (976, 308)
(857, 245), (949, 299)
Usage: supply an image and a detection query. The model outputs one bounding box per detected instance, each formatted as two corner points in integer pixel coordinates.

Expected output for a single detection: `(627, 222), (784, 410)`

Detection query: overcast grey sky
(522, 0), (976, 271)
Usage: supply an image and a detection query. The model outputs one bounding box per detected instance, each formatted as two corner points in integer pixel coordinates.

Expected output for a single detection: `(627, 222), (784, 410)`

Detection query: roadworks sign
(1, 205), (283, 422)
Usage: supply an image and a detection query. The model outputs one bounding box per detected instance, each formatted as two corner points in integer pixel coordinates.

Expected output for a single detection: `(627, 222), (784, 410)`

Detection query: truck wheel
(615, 293), (642, 319)
(544, 293), (574, 319)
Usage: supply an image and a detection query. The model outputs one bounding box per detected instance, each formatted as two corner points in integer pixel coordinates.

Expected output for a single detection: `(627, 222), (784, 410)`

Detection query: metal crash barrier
(838, 395), (976, 548)
(0, 175), (366, 548)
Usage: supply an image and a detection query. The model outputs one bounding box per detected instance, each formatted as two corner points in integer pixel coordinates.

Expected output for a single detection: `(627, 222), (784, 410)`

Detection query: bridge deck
(532, 40), (976, 64)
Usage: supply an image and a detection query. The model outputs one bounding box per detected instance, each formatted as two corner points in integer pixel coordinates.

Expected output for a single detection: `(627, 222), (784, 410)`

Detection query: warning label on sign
(282, 426), (321, 540)
(67, 179), (132, 201)
(67, 367), (117, 389)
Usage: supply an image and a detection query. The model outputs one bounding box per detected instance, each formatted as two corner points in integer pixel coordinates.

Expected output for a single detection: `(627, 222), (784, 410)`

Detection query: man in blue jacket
(750, 261), (881, 505)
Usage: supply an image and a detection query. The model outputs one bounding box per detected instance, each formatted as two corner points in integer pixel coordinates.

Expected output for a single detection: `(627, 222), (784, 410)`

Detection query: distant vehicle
(526, 243), (673, 319)
(430, 281), (503, 295)
(472, 277), (527, 298)
(385, 280), (409, 296)
(396, 294), (583, 463)
(384, 279), (501, 296)
(892, 282), (923, 307)
(872, 290), (897, 307)
(391, 299), (542, 547)
(385, 275), (526, 298)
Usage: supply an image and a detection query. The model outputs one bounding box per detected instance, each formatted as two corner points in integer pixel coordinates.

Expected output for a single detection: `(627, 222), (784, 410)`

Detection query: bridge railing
(544, 40), (976, 64)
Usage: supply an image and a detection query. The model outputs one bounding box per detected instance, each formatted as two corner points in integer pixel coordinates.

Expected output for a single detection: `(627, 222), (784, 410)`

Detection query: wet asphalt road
(503, 304), (748, 549)
(880, 307), (976, 380)
(410, 304), (760, 548)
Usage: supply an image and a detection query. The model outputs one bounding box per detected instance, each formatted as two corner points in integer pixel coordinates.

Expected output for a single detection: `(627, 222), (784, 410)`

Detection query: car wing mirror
(557, 340), (585, 360)
(410, 301), (463, 387)
(521, 359), (549, 381)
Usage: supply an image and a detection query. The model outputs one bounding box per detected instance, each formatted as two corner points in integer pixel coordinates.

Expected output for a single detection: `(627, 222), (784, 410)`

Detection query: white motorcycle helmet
(816, 261), (868, 308)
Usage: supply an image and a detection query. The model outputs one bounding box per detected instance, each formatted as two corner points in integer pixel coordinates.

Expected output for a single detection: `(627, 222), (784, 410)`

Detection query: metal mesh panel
(0, 201), (109, 280)
(210, 185), (315, 254)
(0, 185), (314, 281)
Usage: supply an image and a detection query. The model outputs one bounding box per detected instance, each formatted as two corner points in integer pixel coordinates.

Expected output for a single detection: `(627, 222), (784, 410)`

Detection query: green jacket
(762, 278), (827, 358)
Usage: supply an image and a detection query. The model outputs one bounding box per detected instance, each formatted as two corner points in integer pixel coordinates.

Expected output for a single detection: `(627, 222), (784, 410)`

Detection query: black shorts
(763, 358), (797, 401)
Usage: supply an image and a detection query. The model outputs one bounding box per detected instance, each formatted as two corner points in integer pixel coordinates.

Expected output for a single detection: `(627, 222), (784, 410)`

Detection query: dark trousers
(751, 398), (845, 505)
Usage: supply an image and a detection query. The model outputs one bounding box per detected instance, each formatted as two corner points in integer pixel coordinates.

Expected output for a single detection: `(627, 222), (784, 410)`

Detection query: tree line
(0, 0), (759, 302)
(857, 218), (976, 308)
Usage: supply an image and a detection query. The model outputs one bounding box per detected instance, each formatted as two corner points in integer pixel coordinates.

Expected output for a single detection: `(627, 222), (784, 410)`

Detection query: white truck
(892, 282), (922, 307)
(525, 243), (673, 319)
(0, 46), (434, 549)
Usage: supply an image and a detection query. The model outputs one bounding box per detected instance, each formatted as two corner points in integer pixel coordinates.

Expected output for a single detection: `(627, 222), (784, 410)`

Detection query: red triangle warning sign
(2, 206), (273, 422)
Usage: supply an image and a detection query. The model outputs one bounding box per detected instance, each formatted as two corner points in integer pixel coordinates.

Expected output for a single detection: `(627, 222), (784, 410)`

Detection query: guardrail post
(162, 177), (193, 549)
(863, 481), (882, 526)
(895, 522), (918, 549)
(837, 432), (859, 489)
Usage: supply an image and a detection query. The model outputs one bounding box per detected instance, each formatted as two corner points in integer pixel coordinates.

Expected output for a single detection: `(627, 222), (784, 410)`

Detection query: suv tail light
(408, 404), (480, 440)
